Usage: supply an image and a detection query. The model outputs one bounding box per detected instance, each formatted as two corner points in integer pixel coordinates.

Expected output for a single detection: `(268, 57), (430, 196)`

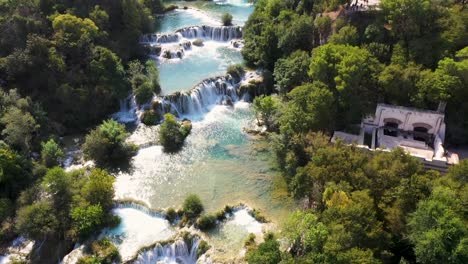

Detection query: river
(104, 1), (296, 263)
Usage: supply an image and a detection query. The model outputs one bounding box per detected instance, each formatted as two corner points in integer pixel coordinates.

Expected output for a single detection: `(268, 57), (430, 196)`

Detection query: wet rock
(192, 38), (204, 47)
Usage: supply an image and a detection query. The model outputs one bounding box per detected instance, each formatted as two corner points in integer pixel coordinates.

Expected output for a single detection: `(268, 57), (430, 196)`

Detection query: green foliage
(196, 214), (217, 231)
(165, 207), (178, 224)
(273, 50), (310, 94)
(71, 204), (104, 238)
(197, 240), (210, 258)
(253, 95), (281, 131)
(159, 114), (191, 152)
(221, 13), (233, 26)
(1, 107), (38, 153)
(16, 201), (58, 240)
(226, 64), (245, 80)
(80, 169), (115, 212)
(182, 194), (204, 219)
(329, 25), (359, 46)
(0, 144), (32, 200)
(408, 186), (468, 264)
(77, 238), (120, 264)
(82, 119), (136, 166)
(41, 139), (64, 167)
(245, 233), (281, 264)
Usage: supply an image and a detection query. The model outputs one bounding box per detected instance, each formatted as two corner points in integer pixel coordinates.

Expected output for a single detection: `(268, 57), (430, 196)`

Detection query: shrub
(227, 64), (245, 80)
(244, 233), (256, 249)
(159, 114), (191, 152)
(141, 110), (161, 126)
(134, 81), (154, 105)
(166, 207), (178, 224)
(82, 119), (136, 166)
(222, 13), (233, 26)
(196, 214), (217, 231)
(182, 194), (204, 219)
(197, 240), (210, 258)
(40, 139), (64, 167)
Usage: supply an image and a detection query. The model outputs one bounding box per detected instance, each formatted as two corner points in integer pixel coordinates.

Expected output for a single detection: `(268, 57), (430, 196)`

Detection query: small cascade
(141, 33), (181, 44)
(132, 238), (200, 264)
(114, 201), (166, 218)
(111, 95), (138, 124)
(153, 75), (240, 118)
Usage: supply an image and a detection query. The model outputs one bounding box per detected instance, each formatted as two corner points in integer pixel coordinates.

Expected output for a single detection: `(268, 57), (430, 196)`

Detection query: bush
(245, 233), (281, 264)
(197, 240), (210, 258)
(196, 214), (217, 231)
(227, 64), (245, 80)
(40, 139), (64, 167)
(166, 207), (178, 224)
(222, 13), (233, 26)
(244, 233), (256, 249)
(82, 119), (136, 166)
(141, 110), (161, 126)
(159, 114), (191, 152)
(89, 238), (120, 264)
(134, 81), (154, 105)
(182, 194), (204, 219)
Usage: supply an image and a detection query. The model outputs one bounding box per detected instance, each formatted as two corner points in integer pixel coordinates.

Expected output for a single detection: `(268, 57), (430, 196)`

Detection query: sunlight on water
(102, 208), (175, 260)
(158, 42), (243, 93)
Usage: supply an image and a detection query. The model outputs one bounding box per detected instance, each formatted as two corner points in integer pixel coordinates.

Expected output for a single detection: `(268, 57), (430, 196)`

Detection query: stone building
(332, 103), (459, 172)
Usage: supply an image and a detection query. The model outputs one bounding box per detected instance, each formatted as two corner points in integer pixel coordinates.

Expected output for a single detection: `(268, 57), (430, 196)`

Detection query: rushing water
(106, 1), (296, 262)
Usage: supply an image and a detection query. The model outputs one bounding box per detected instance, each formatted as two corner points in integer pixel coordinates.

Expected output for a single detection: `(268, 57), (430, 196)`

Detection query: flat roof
(377, 103), (444, 116)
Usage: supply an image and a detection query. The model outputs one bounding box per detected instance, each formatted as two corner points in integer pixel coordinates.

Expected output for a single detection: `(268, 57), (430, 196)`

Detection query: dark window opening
(384, 122), (398, 137)
(413, 127), (429, 142)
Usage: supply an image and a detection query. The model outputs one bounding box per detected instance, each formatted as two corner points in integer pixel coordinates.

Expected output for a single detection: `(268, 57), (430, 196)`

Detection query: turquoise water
(158, 43), (243, 94)
(110, 1), (296, 261)
(155, 0), (253, 93)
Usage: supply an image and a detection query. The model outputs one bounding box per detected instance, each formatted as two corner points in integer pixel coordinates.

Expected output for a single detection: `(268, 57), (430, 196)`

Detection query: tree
(16, 201), (59, 240)
(253, 95), (281, 131)
(309, 44), (382, 125)
(329, 25), (359, 46)
(0, 144), (32, 200)
(82, 119), (136, 166)
(71, 204), (104, 238)
(41, 139), (64, 167)
(408, 186), (468, 263)
(246, 234), (282, 264)
(222, 13), (233, 26)
(1, 107), (38, 153)
(52, 14), (99, 49)
(182, 194), (204, 219)
(273, 50), (310, 94)
(80, 169), (115, 212)
(158, 113), (191, 152)
(279, 82), (336, 135)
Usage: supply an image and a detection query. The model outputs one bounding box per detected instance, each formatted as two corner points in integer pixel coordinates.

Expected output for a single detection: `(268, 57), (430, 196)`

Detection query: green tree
(408, 186), (468, 263)
(0, 144), (32, 200)
(80, 169), (115, 212)
(82, 119), (135, 166)
(222, 13), (233, 26)
(182, 194), (204, 219)
(253, 95), (281, 131)
(1, 107), (38, 153)
(159, 113), (191, 152)
(41, 139), (64, 167)
(71, 204), (104, 238)
(273, 50), (310, 94)
(329, 25), (359, 46)
(246, 234), (282, 264)
(279, 82), (336, 135)
(16, 201), (59, 240)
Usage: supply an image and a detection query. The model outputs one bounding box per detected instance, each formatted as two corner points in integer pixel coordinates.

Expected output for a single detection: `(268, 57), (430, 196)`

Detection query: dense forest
(0, 0), (467, 263)
(246, 0), (468, 263)
(0, 0), (167, 262)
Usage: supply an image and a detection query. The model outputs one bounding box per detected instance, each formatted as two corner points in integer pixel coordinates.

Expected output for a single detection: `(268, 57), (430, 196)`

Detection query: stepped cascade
(133, 239), (200, 264)
(141, 25), (243, 44)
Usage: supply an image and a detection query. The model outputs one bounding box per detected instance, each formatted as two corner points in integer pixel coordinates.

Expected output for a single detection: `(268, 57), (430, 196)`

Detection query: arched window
(383, 118), (401, 137)
(413, 123), (432, 142)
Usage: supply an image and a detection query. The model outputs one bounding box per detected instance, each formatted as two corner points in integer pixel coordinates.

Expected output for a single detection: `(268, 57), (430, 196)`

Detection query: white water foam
(101, 207), (175, 261)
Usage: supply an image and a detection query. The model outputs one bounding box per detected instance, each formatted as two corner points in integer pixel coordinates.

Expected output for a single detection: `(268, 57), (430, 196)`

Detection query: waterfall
(132, 239), (200, 264)
(176, 25), (243, 41)
(111, 95), (138, 124)
(141, 25), (243, 45)
(153, 75), (240, 119)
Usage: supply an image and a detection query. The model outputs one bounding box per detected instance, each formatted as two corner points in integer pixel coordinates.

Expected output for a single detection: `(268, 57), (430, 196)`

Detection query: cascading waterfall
(111, 95), (138, 123)
(153, 75), (240, 119)
(132, 239), (200, 264)
(141, 25), (243, 44)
